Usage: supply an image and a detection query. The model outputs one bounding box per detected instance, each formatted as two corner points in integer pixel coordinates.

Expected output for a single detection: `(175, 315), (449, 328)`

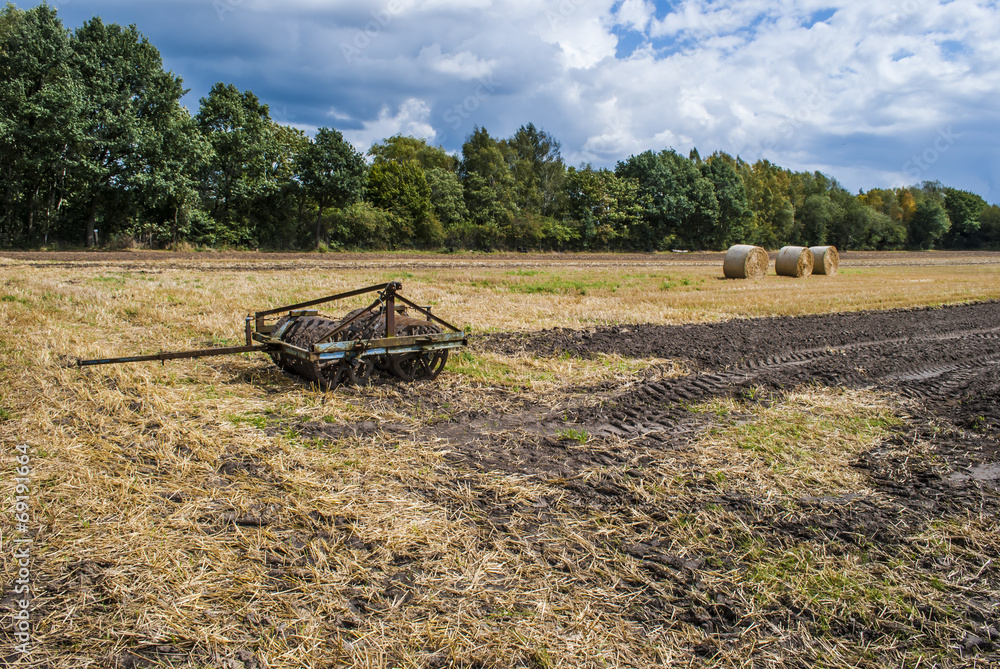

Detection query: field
(1, 250), (999, 668)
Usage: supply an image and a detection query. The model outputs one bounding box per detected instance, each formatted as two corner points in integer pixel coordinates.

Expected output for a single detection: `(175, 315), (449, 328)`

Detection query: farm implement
(77, 282), (468, 389)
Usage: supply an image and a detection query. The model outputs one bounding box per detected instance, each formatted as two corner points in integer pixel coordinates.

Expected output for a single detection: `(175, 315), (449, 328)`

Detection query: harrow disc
(386, 315), (447, 381)
(347, 357), (375, 386)
(270, 314), (331, 383)
(271, 309), (450, 388)
(388, 349), (449, 382)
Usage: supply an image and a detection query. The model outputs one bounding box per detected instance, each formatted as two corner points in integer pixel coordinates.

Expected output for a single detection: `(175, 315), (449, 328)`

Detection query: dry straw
(723, 244), (769, 279)
(775, 246), (814, 277)
(810, 245), (840, 276)
(5, 255), (1000, 668)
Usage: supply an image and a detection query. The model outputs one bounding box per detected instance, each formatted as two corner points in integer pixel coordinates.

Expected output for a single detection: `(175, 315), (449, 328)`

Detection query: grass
(695, 390), (901, 496)
(0, 251), (997, 668)
(556, 428), (589, 443)
(449, 349), (686, 393)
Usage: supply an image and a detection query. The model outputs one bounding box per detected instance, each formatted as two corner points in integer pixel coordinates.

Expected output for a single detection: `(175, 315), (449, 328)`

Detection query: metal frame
(77, 282), (468, 386)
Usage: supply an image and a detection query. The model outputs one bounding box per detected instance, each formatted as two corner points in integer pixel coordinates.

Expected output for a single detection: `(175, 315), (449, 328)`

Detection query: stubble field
(1, 249), (998, 668)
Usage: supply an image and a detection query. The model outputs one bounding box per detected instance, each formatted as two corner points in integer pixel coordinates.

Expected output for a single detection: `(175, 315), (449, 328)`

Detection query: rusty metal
(77, 282), (467, 390)
(77, 344), (270, 367)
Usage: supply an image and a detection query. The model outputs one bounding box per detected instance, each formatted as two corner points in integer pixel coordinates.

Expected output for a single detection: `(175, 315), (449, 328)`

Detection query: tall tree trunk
(26, 185), (38, 245)
(314, 205), (325, 248)
(173, 201), (180, 246)
(86, 197), (98, 248)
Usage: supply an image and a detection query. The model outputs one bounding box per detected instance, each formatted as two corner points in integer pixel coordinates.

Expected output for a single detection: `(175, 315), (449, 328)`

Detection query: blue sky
(30, 0), (1000, 201)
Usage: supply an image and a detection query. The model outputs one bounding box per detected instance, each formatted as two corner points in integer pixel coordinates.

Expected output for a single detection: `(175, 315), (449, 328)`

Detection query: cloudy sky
(32, 0), (1000, 200)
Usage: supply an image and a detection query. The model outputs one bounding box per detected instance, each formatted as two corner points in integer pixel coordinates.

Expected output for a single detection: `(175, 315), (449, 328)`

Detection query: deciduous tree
(297, 126), (365, 248)
(71, 17), (186, 246)
(908, 199), (950, 249)
(196, 83), (281, 245)
(459, 127), (518, 249)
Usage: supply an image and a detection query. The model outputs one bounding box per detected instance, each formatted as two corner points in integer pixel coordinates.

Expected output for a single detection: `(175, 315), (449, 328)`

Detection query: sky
(29, 0), (1000, 201)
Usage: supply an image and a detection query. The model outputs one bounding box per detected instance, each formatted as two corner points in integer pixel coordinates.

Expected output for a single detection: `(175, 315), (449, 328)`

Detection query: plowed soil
(292, 300), (1000, 664)
(8, 253), (1000, 666)
(357, 300), (1000, 492)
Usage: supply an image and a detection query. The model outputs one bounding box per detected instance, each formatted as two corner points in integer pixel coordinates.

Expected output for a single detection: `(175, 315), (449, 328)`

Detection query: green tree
(458, 127), (518, 249)
(702, 152), (753, 249)
(743, 160), (794, 248)
(254, 123), (311, 248)
(502, 123), (565, 217)
(328, 201), (395, 250)
(616, 149), (719, 250)
(71, 17), (186, 246)
(296, 126), (365, 248)
(564, 166), (643, 249)
(942, 187), (987, 248)
(616, 150), (683, 249)
(368, 135), (456, 171)
(908, 199), (950, 249)
(196, 83), (281, 245)
(425, 166), (468, 237)
(978, 205), (1000, 248)
(797, 194), (838, 246)
(0, 3), (79, 245)
(142, 106), (212, 245)
(366, 159), (440, 247)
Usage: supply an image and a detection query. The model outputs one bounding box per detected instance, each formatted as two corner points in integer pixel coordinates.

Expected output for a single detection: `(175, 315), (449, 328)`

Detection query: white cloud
(418, 44), (496, 80)
(530, 0), (618, 69)
(52, 0), (1000, 196)
(340, 98), (437, 153)
(614, 0), (654, 32)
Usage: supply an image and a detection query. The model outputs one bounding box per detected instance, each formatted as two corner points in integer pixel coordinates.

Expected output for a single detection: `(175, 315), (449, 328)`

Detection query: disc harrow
(77, 282), (467, 390)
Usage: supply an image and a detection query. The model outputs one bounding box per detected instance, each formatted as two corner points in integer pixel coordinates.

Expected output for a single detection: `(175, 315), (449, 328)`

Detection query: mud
(285, 301), (1000, 542)
(306, 299), (1000, 663)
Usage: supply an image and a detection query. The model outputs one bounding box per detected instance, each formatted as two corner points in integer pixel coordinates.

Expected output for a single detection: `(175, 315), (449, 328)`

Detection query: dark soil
(253, 299), (1000, 665)
(294, 300), (1000, 545)
(297, 299), (1000, 664)
(451, 300), (996, 471)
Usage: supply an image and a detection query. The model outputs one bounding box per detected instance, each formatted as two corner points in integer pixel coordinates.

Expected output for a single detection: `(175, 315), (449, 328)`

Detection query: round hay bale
(723, 244), (769, 280)
(809, 245), (839, 276)
(775, 246), (814, 278)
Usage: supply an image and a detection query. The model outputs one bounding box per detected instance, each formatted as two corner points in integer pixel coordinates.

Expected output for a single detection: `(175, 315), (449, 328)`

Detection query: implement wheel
(347, 357), (375, 386)
(388, 349), (449, 382)
(319, 361), (350, 391)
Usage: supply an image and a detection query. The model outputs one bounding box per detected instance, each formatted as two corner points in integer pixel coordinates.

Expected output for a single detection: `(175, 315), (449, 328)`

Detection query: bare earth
(1, 250), (998, 668)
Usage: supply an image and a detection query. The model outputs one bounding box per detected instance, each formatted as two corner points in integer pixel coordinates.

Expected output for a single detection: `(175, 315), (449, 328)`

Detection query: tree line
(3, 4), (999, 252)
